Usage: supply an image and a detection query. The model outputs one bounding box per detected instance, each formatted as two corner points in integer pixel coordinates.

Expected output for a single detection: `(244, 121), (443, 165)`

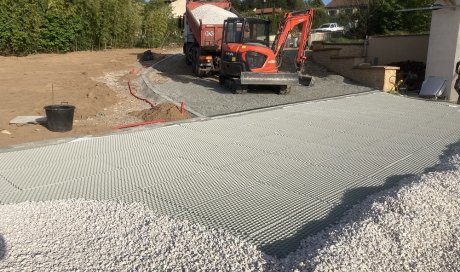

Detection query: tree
(336, 0), (432, 37)
(0, 0), (46, 55)
(305, 0), (330, 28)
(400, 0), (431, 33)
(305, 0), (324, 7)
(142, 0), (171, 48)
(39, 0), (82, 53)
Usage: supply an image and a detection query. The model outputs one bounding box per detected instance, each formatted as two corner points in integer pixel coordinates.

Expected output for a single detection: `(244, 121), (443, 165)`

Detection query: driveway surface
(142, 52), (374, 117)
(1, 92), (460, 257)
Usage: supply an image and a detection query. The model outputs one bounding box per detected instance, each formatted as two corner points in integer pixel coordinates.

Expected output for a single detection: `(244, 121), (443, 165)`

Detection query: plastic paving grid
(1, 92), (460, 257)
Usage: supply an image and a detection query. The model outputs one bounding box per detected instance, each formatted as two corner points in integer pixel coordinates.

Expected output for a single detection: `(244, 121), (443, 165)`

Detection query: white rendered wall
(171, 0), (186, 18)
(425, 0), (460, 101)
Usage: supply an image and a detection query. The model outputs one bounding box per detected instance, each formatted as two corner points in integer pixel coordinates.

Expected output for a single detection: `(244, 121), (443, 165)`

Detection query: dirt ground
(0, 48), (182, 148)
(130, 103), (190, 122)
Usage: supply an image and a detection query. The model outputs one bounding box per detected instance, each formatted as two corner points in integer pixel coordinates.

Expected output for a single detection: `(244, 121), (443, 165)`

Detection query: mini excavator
(219, 9), (314, 94)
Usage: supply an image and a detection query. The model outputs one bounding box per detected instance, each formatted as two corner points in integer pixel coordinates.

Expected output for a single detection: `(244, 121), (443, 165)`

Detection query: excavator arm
(272, 9), (314, 68)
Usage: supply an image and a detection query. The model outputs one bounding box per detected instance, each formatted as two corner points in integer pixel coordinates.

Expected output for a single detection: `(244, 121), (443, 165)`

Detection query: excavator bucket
(240, 72), (299, 86)
(299, 74), (314, 86)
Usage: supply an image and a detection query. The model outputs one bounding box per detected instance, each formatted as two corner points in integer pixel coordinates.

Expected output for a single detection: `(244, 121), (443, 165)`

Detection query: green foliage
(337, 0), (432, 38)
(305, 0), (324, 8)
(164, 17), (183, 47)
(0, 0), (46, 55)
(311, 9), (331, 28)
(232, 0), (306, 11)
(39, 1), (81, 53)
(142, 3), (171, 48)
(0, 0), (174, 55)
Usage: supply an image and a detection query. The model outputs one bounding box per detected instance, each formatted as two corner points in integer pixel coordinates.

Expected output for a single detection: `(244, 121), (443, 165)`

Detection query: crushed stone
(0, 200), (270, 271)
(190, 4), (237, 25)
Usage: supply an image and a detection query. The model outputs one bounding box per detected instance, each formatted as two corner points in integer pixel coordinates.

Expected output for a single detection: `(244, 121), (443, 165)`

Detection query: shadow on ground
(260, 139), (460, 258)
(0, 235), (6, 261)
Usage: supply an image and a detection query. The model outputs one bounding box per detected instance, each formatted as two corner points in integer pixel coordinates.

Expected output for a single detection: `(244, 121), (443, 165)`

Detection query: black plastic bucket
(44, 104), (75, 132)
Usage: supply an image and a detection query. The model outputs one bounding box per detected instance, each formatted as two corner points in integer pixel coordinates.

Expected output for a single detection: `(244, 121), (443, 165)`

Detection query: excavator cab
(225, 18), (270, 47)
(221, 18), (271, 78)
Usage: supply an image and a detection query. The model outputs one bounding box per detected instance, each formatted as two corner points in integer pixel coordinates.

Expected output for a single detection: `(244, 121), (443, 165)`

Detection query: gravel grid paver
(1, 92), (460, 259)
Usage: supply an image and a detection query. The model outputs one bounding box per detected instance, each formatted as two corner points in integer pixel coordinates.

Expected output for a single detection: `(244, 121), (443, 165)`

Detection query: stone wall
(313, 48), (399, 91)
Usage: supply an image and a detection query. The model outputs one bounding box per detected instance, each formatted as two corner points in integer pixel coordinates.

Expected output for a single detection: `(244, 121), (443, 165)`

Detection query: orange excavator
(219, 9), (314, 94)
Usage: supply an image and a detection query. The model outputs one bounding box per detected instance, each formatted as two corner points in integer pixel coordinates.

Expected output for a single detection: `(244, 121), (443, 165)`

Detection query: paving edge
(141, 54), (206, 118)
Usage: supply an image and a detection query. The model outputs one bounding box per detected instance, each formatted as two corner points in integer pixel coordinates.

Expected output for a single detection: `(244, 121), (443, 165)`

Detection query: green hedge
(0, 0), (180, 56)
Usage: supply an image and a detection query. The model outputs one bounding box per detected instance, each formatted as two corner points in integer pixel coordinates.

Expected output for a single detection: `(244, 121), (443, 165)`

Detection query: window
(224, 22), (243, 43)
(328, 9), (338, 16)
(242, 21), (269, 46)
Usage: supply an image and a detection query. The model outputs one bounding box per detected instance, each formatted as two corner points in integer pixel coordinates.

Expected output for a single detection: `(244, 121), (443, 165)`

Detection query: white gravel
(2, 148), (460, 271)
(0, 200), (269, 271)
(190, 4), (237, 25)
(275, 149), (460, 271)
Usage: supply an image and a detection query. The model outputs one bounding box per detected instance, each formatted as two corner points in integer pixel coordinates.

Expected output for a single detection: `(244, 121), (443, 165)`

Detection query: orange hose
(128, 80), (155, 108)
(114, 119), (165, 130)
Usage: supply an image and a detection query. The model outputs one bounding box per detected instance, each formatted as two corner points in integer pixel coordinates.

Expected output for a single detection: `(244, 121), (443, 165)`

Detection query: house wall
(171, 0), (186, 17)
(425, 0), (460, 102)
(366, 35), (430, 65)
(314, 35), (430, 66)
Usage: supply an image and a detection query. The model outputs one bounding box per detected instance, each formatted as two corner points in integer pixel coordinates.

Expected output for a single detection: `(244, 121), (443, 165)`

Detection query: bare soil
(130, 103), (190, 122)
(0, 48), (182, 148)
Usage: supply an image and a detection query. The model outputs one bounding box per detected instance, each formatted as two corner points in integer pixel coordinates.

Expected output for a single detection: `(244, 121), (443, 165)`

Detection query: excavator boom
(272, 9), (314, 68)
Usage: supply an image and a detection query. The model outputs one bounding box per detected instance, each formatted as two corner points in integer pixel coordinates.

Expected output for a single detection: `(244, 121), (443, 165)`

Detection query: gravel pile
(2, 148), (460, 271)
(190, 4), (237, 25)
(0, 200), (270, 271)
